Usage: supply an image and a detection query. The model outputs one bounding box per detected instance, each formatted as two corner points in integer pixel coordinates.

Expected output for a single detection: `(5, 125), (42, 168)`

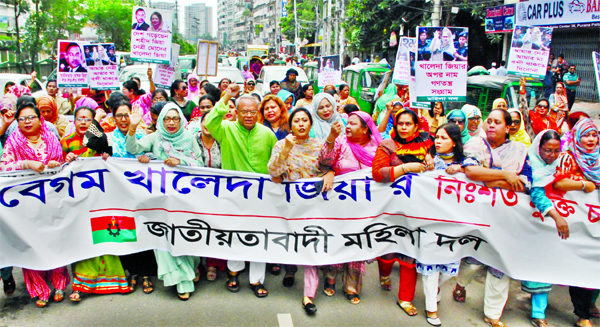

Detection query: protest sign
(130, 7), (173, 64)
(196, 40), (219, 78)
(155, 44), (180, 89)
(57, 40), (89, 88)
(593, 52), (600, 100)
(0, 158), (599, 289)
(84, 43), (120, 90)
(485, 4), (515, 33)
(392, 37), (415, 85)
(414, 27), (468, 102)
(317, 55), (342, 87)
(507, 25), (553, 78)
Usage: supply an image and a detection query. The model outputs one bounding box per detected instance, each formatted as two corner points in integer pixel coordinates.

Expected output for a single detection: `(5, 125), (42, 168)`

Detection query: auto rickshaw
(249, 56), (264, 80)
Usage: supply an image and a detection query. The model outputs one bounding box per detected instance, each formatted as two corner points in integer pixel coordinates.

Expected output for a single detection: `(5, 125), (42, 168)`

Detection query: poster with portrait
(84, 43), (120, 90)
(507, 25), (553, 79)
(196, 40), (219, 77)
(317, 54), (341, 87)
(392, 37), (416, 85)
(57, 40), (90, 88)
(130, 6), (173, 64)
(155, 44), (180, 89)
(414, 27), (468, 102)
(594, 52), (600, 100)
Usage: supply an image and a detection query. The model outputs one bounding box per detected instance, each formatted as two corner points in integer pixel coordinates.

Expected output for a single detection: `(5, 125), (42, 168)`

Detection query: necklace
(28, 136), (42, 144)
(438, 152), (455, 160)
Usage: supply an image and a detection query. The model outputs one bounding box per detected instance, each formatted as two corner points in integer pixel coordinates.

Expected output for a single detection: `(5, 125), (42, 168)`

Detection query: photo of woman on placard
(148, 11), (171, 33)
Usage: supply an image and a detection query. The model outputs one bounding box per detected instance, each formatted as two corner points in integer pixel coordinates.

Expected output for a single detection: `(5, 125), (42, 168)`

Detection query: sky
(162, 0), (219, 37)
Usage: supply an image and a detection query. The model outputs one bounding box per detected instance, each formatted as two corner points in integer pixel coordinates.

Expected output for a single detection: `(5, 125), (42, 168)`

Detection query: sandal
(397, 301), (418, 316)
(302, 297), (317, 315)
(426, 311), (442, 326)
(3, 275), (16, 296)
(282, 273), (295, 288)
(193, 267), (200, 283)
(270, 264), (281, 276)
(226, 272), (240, 293)
(128, 274), (137, 293)
(380, 276), (392, 291)
(69, 291), (82, 302)
(590, 305), (600, 318)
(250, 283), (268, 298)
(453, 284), (466, 303)
(207, 267), (217, 282)
(484, 317), (507, 327)
(35, 299), (48, 308)
(178, 292), (190, 301)
(142, 277), (154, 294)
(54, 289), (64, 302)
(344, 291), (360, 305)
(323, 278), (335, 297)
(531, 318), (549, 327)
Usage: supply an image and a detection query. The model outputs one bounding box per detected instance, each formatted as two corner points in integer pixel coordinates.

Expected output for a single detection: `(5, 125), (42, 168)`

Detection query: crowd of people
(0, 67), (598, 327)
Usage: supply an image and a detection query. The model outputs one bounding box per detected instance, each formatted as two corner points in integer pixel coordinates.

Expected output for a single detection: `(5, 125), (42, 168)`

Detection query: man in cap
(488, 62), (497, 75)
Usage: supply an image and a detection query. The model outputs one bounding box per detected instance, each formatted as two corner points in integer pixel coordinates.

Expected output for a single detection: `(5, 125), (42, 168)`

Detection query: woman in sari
(186, 73), (200, 101)
(148, 11), (170, 33)
(218, 78), (231, 93)
(268, 108), (325, 315)
(445, 109), (470, 144)
(0, 98), (68, 308)
(338, 84), (358, 109)
(37, 95), (69, 138)
(549, 82), (568, 129)
(553, 117), (599, 327)
(430, 27), (456, 61)
(530, 98), (559, 135)
(126, 103), (204, 301)
(318, 111), (383, 305)
(508, 108), (532, 147)
(170, 79), (197, 121)
(295, 84), (314, 108)
(462, 104), (483, 137)
(309, 93), (345, 142)
(422, 102), (446, 135)
(372, 109), (434, 317)
(259, 94), (290, 141)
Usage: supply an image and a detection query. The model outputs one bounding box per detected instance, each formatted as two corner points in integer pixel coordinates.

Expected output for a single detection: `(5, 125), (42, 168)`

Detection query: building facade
(185, 3), (213, 40)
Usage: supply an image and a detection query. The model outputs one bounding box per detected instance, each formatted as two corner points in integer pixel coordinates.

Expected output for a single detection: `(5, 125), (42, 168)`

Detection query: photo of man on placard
(132, 8), (150, 31)
(59, 42), (87, 72)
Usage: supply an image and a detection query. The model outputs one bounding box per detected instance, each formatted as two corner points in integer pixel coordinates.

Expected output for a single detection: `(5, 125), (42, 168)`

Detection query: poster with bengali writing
(414, 26), (468, 102)
(392, 37), (416, 85)
(507, 25), (553, 79)
(154, 44), (180, 89)
(317, 54), (342, 87)
(85, 43), (120, 90)
(130, 6), (173, 64)
(57, 40), (90, 88)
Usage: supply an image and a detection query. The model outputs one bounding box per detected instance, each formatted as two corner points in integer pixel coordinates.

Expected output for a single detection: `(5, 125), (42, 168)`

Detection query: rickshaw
(249, 56), (264, 80)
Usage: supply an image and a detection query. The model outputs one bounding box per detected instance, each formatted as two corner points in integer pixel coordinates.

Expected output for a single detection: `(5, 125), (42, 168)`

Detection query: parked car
(178, 55), (196, 80)
(0, 73), (44, 96)
(118, 65), (157, 94)
(466, 75), (544, 117)
(341, 63), (391, 114)
(206, 66), (245, 87)
(256, 66), (309, 96)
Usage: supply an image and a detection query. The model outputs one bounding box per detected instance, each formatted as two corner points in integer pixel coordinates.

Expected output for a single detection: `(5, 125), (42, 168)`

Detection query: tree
(172, 32), (196, 55)
(42, 0), (86, 50)
(2, 0), (29, 72)
(198, 33), (214, 41)
(279, 0), (322, 44)
(85, 0), (135, 50)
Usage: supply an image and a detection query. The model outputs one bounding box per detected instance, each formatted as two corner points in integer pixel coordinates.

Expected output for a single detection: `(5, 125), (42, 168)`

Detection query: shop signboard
(485, 4), (515, 33)
(515, 0), (600, 28)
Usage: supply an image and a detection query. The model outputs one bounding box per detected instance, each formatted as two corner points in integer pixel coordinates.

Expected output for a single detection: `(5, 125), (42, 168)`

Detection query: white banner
(507, 25), (553, 79)
(57, 40), (89, 88)
(515, 0), (600, 28)
(155, 44), (180, 89)
(392, 37), (415, 85)
(415, 27), (468, 102)
(0, 159), (599, 288)
(130, 7), (173, 64)
(196, 41), (219, 77)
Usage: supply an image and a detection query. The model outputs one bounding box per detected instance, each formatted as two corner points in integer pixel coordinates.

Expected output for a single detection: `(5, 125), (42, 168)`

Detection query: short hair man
(132, 8), (150, 31)
(496, 60), (507, 76)
(563, 64), (580, 110)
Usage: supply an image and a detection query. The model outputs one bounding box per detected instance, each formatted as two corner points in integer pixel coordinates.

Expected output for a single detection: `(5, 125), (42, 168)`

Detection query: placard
(594, 52), (600, 100)
(57, 40), (89, 88)
(317, 54), (342, 87)
(155, 44), (180, 89)
(392, 37), (415, 85)
(130, 7), (173, 64)
(414, 27), (468, 102)
(507, 25), (553, 78)
(85, 43), (120, 90)
(196, 40), (219, 77)
(485, 4), (515, 33)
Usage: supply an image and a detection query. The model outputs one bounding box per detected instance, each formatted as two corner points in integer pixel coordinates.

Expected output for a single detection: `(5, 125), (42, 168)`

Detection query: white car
(119, 65), (157, 93)
(206, 66), (245, 87)
(0, 74), (44, 96)
(256, 66), (308, 96)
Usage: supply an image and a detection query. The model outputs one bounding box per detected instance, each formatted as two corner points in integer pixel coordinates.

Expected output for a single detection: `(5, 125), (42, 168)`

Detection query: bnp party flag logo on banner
(507, 25), (553, 79)
(414, 26), (468, 102)
(91, 216), (137, 244)
(130, 6), (173, 64)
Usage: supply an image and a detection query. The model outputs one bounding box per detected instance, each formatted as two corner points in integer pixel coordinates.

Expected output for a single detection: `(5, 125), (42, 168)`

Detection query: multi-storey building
(184, 3), (213, 40)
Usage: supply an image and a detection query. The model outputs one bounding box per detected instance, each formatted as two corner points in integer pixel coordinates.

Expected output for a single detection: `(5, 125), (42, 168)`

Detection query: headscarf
(276, 89), (295, 107)
(347, 111), (382, 167)
(462, 104), (482, 137)
(446, 109), (471, 144)
(0, 93), (17, 112)
(508, 108), (531, 147)
(157, 103), (199, 165)
(569, 118), (600, 184)
(76, 97), (99, 111)
(310, 93), (343, 141)
(37, 95), (58, 124)
(375, 84), (398, 125)
(529, 129), (560, 188)
(7, 84), (31, 98)
(186, 73), (200, 100)
(4, 115), (63, 164)
(492, 98), (507, 109)
(281, 68), (300, 92)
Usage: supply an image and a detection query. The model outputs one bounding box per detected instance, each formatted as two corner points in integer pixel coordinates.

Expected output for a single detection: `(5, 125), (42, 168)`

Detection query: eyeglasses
(240, 110), (259, 116)
(18, 115), (39, 122)
(541, 148), (561, 156)
(163, 116), (181, 123)
(511, 120), (521, 126)
(115, 113), (129, 120)
(448, 118), (465, 124)
(75, 117), (93, 122)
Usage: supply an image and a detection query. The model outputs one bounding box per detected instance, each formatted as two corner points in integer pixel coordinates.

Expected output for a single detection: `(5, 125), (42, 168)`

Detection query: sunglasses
(247, 82), (255, 86)
(536, 104), (549, 109)
(448, 118), (465, 124)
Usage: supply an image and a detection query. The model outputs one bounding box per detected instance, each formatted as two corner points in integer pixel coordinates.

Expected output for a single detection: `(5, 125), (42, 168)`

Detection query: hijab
(7, 84), (31, 98)
(446, 109), (471, 144)
(492, 98), (507, 109)
(569, 118), (600, 184)
(347, 111), (382, 167)
(310, 93), (344, 141)
(276, 89), (295, 107)
(186, 73), (200, 100)
(5, 115), (62, 164)
(37, 95), (58, 124)
(157, 103), (199, 165)
(0, 93), (17, 112)
(281, 68), (301, 92)
(76, 97), (99, 111)
(375, 84), (398, 125)
(529, 129), (560, 188)
(462, 104), (482, 137)
(508, 108), (531, 147)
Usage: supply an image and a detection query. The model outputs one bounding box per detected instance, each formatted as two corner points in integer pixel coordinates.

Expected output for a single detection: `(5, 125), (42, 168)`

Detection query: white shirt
(488, 67), (497, 75)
